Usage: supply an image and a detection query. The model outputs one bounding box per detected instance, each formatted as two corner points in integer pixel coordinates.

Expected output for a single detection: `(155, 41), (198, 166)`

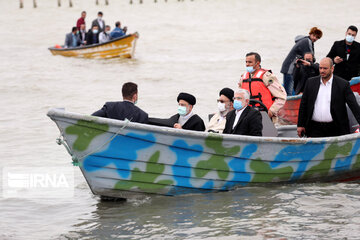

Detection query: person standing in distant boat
(281, 27), (323, 95)
(110, 21), (127, 39)
(76, 11), (86, 30)
(99, 25), (111, 44)
(86, 25), (100, 45)
(78, 23), (87, 45)
(207, 88), (234, 133)
(91, 11), (106, 32)
(170, 92), (205, 131)
(92, 82), (148, 124)
(297, 57), (360, 138)
(238, 52), (287, 123)
(64, 27), (80, 48)
(327, 25), (360, 81)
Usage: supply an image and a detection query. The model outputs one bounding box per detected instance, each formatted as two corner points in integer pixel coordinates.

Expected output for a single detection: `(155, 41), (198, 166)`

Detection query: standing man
(91, 11), (106, 33)
(293, 52), (319, 94)
(76, 11), (86, 30)
(207, 88), (234, 133)
(297, 58), (360, 138)
(64, 27), (80, 48)
(223, 89), (263, 136)
(170, 92), (205, 131)
(281, 27), (323, 95)
(92, 82), (148, 124)
(327, 25), (360, 81)
(110, 21), (128, 39)
(78, 23), (87, 45)
(238, 52), (287, 122)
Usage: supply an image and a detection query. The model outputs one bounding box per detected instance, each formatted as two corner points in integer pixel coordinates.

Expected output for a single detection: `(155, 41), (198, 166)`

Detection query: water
(1, 0), (360, 239)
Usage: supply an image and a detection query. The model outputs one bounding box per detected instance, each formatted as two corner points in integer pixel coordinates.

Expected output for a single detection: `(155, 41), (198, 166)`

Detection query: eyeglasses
(233, 97), (243, 100)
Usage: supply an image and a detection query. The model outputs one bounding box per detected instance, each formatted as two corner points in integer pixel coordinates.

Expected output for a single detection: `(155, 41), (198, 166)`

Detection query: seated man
(110, 21), (127, 39)
(78, 23), (87, 45)
(64, 27), (80, 48)
(170, 92), (205, 131)
(223, 89), (263, 136)
(99, 25), (111, 44)
(92, 82), (148, 124)
(207, 88), (234, 133)
(86, 25), (99, 45)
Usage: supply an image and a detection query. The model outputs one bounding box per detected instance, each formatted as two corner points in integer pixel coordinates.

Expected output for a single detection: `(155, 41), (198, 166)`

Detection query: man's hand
(174, 123), (182, 129)
(302, 60), (311, 66)
(334, 56), (343, 64)
(268, 110), (274, 119)
(297, 127), (306, 137)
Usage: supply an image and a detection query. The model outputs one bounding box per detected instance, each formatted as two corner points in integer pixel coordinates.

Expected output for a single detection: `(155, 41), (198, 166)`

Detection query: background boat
(48, 108), (360, 199)
(48, 33), (139, 59)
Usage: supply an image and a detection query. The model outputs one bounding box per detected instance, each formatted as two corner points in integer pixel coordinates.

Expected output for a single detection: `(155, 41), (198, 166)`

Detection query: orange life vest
(241, 69), (275, 110)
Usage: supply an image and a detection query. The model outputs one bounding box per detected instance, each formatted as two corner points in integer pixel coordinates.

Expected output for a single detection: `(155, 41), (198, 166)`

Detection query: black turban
(177, 92), (196, 105)
(219, 88), (234, 102)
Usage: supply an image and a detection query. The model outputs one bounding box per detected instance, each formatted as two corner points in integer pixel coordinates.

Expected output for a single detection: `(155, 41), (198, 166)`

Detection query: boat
(278, 76), (360, 125)
(48, 33), (139, 59)
(48, 108), (360, 199)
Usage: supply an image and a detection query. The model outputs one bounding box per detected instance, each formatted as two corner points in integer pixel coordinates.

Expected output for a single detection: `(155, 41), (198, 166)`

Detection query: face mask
(233, 100), (243, 110)
(98, 17), (102, 20)
(178, 106), (187, 116)
(218, 102), (226, 112)
(246, 66), (255, 73)
(346, 34), (355, 43)
(106, 31), (111, 34)
(77, 31), (79, 34)
(93, 29), (98, 34)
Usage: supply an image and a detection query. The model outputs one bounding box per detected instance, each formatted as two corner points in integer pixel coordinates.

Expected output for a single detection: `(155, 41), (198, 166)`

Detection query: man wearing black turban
(169, 92), (205, 131)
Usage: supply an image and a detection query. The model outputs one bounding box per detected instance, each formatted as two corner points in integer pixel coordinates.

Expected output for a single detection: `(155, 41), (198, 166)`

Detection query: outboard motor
(249, 99), (277, 137)
(347, 92), (360, 133)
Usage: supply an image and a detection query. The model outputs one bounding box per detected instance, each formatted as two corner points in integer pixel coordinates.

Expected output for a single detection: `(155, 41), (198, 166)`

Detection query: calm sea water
(1, 0), (360, 239)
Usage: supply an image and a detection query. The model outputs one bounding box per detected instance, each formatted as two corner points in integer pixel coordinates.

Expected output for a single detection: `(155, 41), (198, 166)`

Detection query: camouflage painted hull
(48, 33), (138, 59)
(48, 108), (360, 199)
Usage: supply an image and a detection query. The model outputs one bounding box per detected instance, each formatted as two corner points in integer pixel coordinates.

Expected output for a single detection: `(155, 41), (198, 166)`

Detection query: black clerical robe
(170, 114), (205, 132)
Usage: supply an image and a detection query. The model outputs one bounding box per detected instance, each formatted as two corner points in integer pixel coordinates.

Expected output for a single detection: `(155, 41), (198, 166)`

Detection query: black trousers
(306, 121), (340, 138)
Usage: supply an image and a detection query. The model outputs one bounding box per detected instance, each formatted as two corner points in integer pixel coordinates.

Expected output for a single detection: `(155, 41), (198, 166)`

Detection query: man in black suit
(327, 25), (360, 81)
(92, 82), (148, 124)
(223, 89), (263, 136)
(91, 11), (106, 33)
(297, 57), (360, 138)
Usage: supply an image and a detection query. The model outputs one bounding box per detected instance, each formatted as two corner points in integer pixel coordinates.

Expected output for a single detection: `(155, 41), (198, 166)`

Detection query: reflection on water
(59, 183), (360, 239)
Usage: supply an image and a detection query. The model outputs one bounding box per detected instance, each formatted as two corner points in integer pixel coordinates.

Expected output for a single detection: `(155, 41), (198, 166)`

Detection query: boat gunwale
(47, 108), (360, 145)
(48, 32), (137, 52)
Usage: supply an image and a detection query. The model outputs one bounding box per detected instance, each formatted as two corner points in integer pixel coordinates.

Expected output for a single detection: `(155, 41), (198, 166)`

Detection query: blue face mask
(346, 35), (355, 43)
(233, 100), (243, 110)
(246, 66), (255, 73)
(178, 106), (187, 116)
(93, 29), (98, 34)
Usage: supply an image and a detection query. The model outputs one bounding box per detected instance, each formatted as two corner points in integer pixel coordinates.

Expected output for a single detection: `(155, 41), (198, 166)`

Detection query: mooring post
(58, 0), (61, 7)
(105, 0), (109, 5)
(20, 0), (24, 8)
(139, 0), (143, 3)
(69, 0), (73, 7)
(130, 0), (133, 4)
(33, 0), (37, 8)
(96, 0), (99, 5)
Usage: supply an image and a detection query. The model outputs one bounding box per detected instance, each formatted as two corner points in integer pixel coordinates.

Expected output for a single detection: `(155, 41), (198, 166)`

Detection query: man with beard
(297, 57), (360, 138)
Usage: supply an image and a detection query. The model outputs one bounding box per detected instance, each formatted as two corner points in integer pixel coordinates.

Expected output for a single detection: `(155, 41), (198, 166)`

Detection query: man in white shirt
(99, 25), (111, 44)
(297, 57), (360, 137)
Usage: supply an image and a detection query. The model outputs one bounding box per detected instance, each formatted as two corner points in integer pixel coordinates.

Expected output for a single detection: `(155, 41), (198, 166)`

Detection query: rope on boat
(56, 119), (131, 166)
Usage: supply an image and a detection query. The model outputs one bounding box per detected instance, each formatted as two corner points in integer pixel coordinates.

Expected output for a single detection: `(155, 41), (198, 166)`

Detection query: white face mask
(217, 102), (226, 112)
(98, 17), (102, 21)
(346, 34), (355, 43)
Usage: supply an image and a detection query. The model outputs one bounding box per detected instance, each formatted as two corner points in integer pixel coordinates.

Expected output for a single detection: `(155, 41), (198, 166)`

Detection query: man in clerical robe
(170, 92), (205, 132)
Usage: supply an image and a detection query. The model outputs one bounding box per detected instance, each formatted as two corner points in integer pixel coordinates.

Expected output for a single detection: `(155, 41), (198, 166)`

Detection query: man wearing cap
(170, 92), (205, 131)
(207, 88), (234, 133)
(223, 89), (263, 136)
